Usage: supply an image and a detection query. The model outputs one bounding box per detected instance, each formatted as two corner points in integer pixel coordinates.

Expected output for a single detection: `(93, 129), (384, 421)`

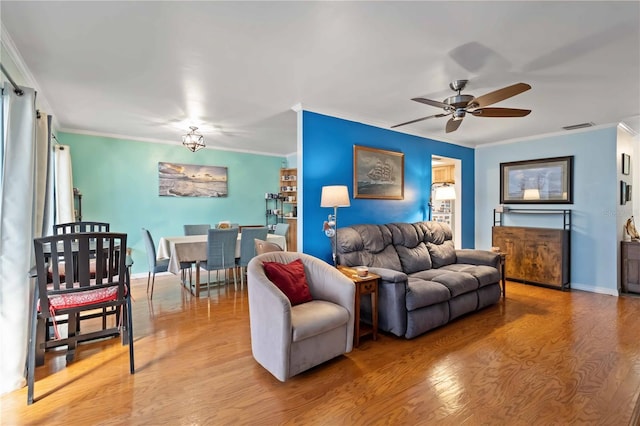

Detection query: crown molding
(477, 122), (619, 149)
(58, 128), (286, 158)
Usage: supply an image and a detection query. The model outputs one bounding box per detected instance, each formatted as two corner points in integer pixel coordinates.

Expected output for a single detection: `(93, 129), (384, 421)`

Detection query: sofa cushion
(440, 264), (501, 287)
(405, 278), (450, 311)
(291, 300), (349, 342)
(414, 221), (457, 268)
(408, 269), (451, 281)
(395, 243), (432, 274)
(426, 240), (456, 268)
(421, 221), (454, 244)
(388, 222), (424, 247)
(336, 224), (403, 271)
(388, 223), (432, 273)
(431, 272), (478, 297)
(263, 259), (313, 306)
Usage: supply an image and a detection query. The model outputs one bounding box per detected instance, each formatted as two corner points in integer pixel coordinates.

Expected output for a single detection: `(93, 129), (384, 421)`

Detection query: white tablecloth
(157, 233), (287, 275)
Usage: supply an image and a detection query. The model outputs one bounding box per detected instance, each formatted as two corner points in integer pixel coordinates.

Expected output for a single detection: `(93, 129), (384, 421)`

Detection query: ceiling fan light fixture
(453, 109), (466, 120)
(393, 80), (532, 133)
(182, 126), (205, 152)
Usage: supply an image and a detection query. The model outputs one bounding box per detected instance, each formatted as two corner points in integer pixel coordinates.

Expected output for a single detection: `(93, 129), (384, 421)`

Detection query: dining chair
(184, 224), (211, 235)
(273, 223), (289, 237)
(200, 228), (239, 292)
(28, 231), (134, 404)
(53, 221), (110, 234)
(52, 221), (112, 331)
(237, 227), (269, 286)
(182, 225), (210, 281)
(141, 228), (180, 299)
(254, 238), (283, 255)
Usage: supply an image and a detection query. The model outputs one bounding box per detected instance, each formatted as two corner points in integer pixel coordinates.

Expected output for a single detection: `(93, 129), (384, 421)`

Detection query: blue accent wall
(60, 132), (284, 274)
(301, 111), (475, 263)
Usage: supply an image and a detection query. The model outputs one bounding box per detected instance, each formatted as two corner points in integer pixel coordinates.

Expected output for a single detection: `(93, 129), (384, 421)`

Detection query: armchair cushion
(291, 300), (349, 342)
(263, 258), (313, 306)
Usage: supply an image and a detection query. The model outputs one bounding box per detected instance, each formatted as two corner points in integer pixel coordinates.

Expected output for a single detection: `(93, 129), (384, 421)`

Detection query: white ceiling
(2, 1), (639, 156)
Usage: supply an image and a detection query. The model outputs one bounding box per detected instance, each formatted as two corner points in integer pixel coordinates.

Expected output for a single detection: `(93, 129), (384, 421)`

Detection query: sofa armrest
(455, 249), (500, 268)
(368, 267), (408, 283)
(365, 267), (408, 337)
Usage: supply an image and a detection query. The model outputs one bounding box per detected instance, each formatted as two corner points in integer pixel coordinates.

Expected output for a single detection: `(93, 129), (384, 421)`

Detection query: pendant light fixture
(182, 126), (205, 152)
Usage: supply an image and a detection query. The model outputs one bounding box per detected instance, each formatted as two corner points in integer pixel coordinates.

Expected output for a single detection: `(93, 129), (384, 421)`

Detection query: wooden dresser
(492, 226), (570, 290)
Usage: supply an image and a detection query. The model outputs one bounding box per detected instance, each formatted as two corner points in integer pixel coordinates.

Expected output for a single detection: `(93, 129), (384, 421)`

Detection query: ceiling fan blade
(391, 113), (449, 128)
(445, 118), (463, 133)
(471, 108), (532, 117)
(411, 97), (452, 110)
(469, 82), (531, 108)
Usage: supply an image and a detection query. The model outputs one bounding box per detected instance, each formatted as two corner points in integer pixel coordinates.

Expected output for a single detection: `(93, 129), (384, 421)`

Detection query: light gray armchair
(247, 252), (355, 381)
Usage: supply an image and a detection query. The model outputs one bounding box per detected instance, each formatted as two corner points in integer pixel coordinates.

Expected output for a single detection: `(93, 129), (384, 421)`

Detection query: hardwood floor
(4, 275), (640, 425)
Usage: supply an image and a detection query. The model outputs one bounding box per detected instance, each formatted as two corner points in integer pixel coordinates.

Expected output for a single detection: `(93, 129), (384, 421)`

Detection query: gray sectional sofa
(336, 221), (502, 339)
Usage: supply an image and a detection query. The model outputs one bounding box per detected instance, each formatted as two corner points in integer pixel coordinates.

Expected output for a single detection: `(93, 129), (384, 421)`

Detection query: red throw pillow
(262, 258), (313, 306)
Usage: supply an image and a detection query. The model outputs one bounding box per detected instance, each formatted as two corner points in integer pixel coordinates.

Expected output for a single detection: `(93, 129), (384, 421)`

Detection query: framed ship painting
(353, 145), (404, 200)
(158, 162), (228, 197)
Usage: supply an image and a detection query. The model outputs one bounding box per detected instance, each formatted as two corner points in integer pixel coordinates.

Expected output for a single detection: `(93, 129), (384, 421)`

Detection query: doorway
(431, 155), (462, 248)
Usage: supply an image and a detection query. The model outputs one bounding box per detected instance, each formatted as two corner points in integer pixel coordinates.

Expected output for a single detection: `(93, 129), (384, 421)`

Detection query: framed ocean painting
(158, 162), (228, 197)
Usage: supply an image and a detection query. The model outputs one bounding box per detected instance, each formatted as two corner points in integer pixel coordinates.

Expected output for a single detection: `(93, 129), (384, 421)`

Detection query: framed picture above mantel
(500, 156), (574, 204)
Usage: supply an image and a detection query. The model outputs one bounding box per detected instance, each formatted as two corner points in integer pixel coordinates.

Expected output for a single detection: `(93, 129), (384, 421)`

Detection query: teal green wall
(59, 132), (284, 274)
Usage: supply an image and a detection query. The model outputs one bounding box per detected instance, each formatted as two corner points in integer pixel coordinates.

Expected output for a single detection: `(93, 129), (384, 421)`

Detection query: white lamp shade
(321, 185), (351, 207)
(434, 185), (456, 201)
(523, 188), (541, 200)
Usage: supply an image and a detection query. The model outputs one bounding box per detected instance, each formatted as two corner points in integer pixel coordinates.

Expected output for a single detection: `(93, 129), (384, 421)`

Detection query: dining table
(157, 233), (287, 297)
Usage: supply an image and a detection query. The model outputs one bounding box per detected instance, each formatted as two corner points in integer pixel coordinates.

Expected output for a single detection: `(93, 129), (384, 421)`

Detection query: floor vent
(562, 122), (595, 130)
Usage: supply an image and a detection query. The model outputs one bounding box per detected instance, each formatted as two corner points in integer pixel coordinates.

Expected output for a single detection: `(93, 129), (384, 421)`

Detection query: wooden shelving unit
(279, 168), (297, 251)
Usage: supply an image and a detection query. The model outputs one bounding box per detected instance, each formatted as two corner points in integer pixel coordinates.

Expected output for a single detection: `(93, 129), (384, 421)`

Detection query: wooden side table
(497, 252), (506, 298)
(337, 266), (379, 347)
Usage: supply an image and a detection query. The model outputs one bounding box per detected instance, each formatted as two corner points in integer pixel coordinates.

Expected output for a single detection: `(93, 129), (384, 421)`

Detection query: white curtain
(34, 113), (50, 235)
(0, 83), (49, 395)
(42, 116), (55, 235)
(53, 144), (74, 224)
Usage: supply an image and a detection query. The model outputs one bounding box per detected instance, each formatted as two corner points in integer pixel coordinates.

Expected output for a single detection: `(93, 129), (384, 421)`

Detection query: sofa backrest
(415, 221), (457, 268)
(387, 222), (432, 273)
(336, 224), (402, 271)
(336, 221), (457, 272)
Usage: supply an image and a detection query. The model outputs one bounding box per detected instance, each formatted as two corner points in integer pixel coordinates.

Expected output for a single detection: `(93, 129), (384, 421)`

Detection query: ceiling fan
(392, 80), (532, 133)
